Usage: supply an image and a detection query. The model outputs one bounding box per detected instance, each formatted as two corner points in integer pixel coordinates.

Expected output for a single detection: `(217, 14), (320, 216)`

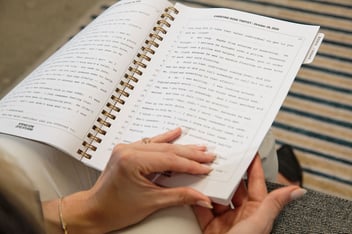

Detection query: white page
(0, 0), (171, 158)
(98, 3), (319, 204)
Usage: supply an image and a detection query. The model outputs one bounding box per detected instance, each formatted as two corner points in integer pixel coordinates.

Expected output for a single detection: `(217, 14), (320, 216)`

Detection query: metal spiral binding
(77, 6), (179, 159)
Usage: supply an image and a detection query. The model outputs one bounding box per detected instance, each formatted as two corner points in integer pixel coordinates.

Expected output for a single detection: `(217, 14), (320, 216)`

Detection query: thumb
(255, 186), (307, 223)
(156, 187), (213, 209)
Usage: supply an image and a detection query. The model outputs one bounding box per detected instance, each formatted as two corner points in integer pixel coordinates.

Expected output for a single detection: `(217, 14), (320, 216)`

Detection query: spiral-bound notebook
(0, 0), (322, 204)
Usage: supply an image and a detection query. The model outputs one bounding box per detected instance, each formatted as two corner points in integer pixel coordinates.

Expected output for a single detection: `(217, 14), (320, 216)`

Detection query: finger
(232, 180), (248, 207)
(156, 186), (212, 210)
(132, 150), (213, 175)
(193, 205), (214, 231)
(252, 186), (305, 228)
(212, 203), (231, 216)
(150, 127), (182, 143)
(182, 144), (207, 152)
(130, 142), (207, 153)
(247, 154), (267, 201)
(169, 144), (216, 163)
(131, 143), (216, 163)
(134, 128), (182, 145)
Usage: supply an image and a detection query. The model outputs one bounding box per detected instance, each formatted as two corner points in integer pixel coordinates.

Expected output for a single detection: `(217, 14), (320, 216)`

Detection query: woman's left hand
(44, 128), (215, 234)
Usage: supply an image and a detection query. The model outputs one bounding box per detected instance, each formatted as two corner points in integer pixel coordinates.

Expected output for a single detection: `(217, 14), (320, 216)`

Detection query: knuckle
(176, 188), (189, 205)
(112, 144), (135, 164)
(269, 196), (285, 212)
(112, 143), (127, 154)
(161, 143), (173, 152)
(163, 152), (177, 162)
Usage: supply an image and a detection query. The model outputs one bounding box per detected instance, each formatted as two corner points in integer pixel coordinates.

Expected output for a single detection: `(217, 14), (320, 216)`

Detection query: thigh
(0, 134), (100, 200)
(114, 206), (202, 234)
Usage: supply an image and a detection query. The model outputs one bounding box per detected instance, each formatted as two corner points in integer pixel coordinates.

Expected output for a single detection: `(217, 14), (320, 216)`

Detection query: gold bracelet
(59, 197), (68, 234)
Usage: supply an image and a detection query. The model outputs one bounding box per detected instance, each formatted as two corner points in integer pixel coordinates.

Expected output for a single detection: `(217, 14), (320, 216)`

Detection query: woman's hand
(44, 128), (215, 234)
(193, 154), (307, 234)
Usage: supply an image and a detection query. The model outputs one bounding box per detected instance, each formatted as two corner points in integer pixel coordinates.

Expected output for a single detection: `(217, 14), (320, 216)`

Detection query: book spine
(77, 6), (179, 159)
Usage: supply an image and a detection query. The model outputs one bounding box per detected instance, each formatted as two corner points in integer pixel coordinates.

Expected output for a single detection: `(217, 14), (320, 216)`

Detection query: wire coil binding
(77, 6), (179, 159)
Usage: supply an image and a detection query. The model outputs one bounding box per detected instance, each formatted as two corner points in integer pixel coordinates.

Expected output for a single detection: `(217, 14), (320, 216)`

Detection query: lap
(0, 130), (278, 234)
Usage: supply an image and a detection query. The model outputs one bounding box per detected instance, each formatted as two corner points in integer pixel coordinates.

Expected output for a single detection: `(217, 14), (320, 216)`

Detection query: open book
(0, 0), (323, 205)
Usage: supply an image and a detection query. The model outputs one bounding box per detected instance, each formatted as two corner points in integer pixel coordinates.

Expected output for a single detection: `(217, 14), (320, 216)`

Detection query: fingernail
(206, 145), (216, 152)
(206, 153), (217, 161)
(195, 144), (207, 151)
(290, 188), (307, 201)
(201, 164), (213, 172)
(181, 127), (189, 135)
(196, 200), (213, 209)
(170, 127), (181, 133)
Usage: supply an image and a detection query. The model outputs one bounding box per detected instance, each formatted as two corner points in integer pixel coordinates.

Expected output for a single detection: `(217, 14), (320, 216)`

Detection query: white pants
(0, 131), (277, 234)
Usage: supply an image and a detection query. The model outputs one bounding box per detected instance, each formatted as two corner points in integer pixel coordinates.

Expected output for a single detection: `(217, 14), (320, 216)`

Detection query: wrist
(43, 191), (105, 234)
(42, 199), (64, 234)
(60, 191), (104, 234)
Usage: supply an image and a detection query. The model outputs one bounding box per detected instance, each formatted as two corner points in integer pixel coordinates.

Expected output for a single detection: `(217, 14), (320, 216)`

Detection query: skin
(42, 128), (306, 234)
(43, 128), (215, 233)
(193, 155), (305, 234)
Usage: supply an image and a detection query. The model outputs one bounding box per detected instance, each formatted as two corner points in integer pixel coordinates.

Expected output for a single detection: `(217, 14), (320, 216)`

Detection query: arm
(42, 128), (215, 234)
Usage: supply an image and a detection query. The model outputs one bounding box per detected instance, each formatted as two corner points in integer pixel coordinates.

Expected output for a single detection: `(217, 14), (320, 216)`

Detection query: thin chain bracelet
(59, 197), (68, 234)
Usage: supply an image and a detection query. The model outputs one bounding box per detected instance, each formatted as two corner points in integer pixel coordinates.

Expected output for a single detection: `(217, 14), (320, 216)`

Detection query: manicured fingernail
(290, 188), (307, 201)
(181, 127), (189, 135)
(171, 127), (181, 132)
(206, 153), (217, 161)
(201, 164), (213, 172)
(194, 144), (207, 151)
(196, 200), (213, 209)
(207, 145), (216, 152)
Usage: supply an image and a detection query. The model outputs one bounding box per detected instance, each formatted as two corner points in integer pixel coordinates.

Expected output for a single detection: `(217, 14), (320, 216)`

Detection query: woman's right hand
(193, 154), (306, 234)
